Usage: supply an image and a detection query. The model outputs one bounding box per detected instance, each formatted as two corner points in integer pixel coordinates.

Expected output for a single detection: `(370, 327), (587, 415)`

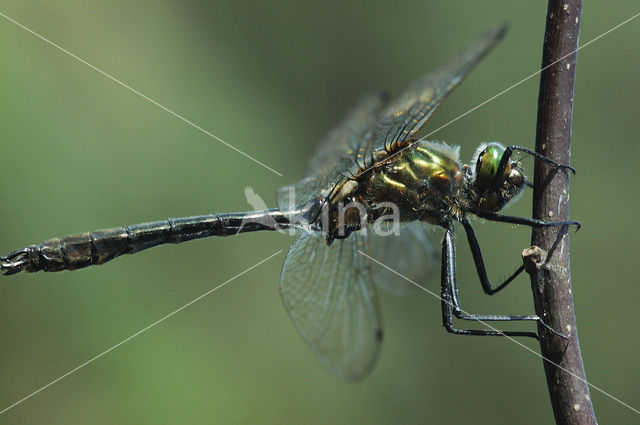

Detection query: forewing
(308, 91), (389, 172)
(280, 231), (383, 381)
(276, 91), (388, 210)
(367, 223), (440, 295)
(277, 24), (506, 210)
(367, 24), (507, 152)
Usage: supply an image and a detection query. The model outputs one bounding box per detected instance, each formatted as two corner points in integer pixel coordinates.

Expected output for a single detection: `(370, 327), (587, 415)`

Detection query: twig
(523, 1), (597, 424)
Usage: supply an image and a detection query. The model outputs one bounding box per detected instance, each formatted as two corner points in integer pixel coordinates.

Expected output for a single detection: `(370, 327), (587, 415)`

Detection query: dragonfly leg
(440, 223), (539, 339)
(473, 210), (581, 231)
(507, 145), (576, 174)
(461, 217), (525, 295)
(491, 145), (575, 190)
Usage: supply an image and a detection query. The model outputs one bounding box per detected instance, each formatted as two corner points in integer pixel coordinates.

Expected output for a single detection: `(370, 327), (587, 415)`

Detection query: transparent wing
(280, 231), (382, 381)
(367, 223), (441, 295)
(366, 24), (507, 153)
(277, 24), (506, 210)
(276, 92), (388, 210)
(308, 91), (389, 173)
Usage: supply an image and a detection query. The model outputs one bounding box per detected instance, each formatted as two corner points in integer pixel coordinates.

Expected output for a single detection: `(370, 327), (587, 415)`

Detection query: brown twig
(524, 1), (597, 424)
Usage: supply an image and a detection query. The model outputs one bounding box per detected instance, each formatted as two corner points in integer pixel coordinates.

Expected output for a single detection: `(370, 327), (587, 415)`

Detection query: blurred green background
(1, 1), (638, 424)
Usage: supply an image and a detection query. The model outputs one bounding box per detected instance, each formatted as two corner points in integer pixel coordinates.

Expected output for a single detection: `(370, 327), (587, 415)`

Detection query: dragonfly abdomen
(1, 210), (292, 275)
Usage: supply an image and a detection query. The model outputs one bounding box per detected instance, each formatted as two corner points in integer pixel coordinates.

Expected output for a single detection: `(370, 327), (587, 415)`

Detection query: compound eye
(475, 143), (509, 192)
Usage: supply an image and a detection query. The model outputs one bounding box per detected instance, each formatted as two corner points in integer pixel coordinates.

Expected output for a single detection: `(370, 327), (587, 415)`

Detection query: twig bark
(524, 1), (596, 424)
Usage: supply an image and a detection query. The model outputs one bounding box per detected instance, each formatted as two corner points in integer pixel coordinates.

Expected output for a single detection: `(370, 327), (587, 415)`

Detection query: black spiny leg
(473, 211), (581, 230)
(461, 217), (525, 295)
(491, 145), (575, 191)
(440, 223), (538, 339)
(455, 218), (568, 338)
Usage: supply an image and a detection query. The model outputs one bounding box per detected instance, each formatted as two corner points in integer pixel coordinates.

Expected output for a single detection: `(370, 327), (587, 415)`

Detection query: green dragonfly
(1, 24), (578, 381)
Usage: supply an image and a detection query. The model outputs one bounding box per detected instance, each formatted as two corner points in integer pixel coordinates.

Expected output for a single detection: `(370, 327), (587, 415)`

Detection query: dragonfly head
(470, 142), (525, 212)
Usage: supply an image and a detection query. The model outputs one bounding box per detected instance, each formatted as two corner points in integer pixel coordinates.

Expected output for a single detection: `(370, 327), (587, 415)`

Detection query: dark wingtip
(492, 22), (509, 41)
(375, 328), (383, 343)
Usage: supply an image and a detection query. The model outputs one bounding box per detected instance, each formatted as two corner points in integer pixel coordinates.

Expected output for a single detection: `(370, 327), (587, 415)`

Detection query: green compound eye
(475, 143), (508, 192)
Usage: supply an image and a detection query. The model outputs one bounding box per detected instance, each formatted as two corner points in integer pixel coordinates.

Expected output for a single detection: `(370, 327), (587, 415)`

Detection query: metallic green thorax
(358, 141), (465, 224)
(326, 140), (526, 236)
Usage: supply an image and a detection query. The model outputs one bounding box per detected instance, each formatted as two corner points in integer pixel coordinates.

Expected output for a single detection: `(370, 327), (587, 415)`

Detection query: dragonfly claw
(538, 318), (570, 340)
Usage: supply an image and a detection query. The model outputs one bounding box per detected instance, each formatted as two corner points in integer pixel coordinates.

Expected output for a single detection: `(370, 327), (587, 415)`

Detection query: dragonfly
(1, 24), (578, 381)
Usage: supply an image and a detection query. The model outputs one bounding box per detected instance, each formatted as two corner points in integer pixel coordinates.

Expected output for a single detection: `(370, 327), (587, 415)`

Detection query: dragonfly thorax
(318, 140), (526, 243)
(356, 140), (466, 225)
